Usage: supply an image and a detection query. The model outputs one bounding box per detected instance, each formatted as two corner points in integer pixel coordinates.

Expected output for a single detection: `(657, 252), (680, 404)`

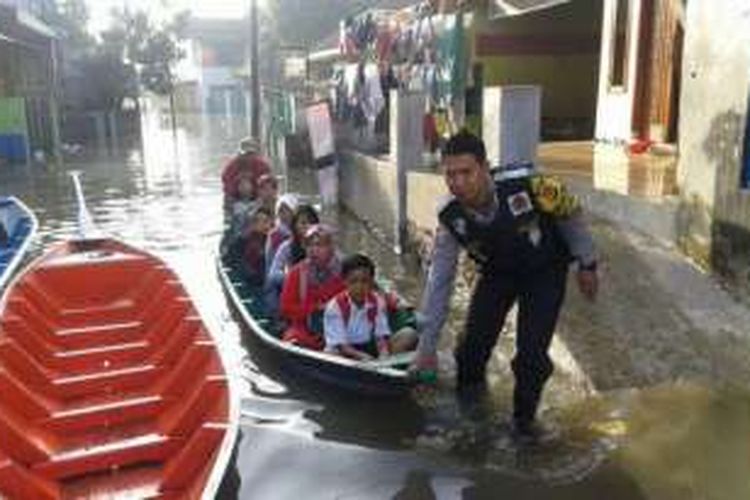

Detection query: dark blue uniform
(421, 169), (588, 428)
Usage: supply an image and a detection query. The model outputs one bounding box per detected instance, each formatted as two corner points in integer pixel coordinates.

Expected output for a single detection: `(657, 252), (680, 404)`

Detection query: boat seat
(37, 250), (149, 270)
(1, 317), (149, 376)
(32, 433), (182, 480)
(51, 364), (163, 400)
(53, 340), (151, 373)
(1, 317), (59, 366)
(45, 395), (165, 435)
(0, 340), (163, 401)
(0, 404), (54, 464)
(0, 368), (53, 420)
(0, 451), (60, 500)
(55, 321), (144, 350)
(0, 339), (54, 387)
(149, 317), (204, 367)
(160, 376), (228, 437)
(160, 423), (227, 492)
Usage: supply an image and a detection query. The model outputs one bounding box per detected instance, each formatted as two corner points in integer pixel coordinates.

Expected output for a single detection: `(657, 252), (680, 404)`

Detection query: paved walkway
(556, 217), (750, 393)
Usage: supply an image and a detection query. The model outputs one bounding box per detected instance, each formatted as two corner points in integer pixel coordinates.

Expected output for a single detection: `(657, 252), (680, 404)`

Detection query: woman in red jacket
(221, 137), (272, 203)
(280, 224), (345, 350)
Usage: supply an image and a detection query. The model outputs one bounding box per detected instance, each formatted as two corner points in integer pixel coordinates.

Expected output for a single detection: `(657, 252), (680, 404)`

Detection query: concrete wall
(678, 0), (750, 291)
(339, 151), (398, 243)
(407, 170), (447, 232)
(475, 0), (602, 139)
(595, 0), (644, 142)
(339, 149), (449, 255)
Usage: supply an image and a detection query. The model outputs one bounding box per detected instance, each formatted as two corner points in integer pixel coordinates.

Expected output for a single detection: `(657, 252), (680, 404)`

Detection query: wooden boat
(0, 177), (239, 498)
(0, 196), (38, 288)
(217, 251), (416, 397)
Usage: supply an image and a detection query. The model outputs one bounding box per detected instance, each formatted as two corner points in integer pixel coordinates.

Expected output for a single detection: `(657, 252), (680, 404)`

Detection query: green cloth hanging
(0, 98), (27, 134)
(435, 12), (467, 107)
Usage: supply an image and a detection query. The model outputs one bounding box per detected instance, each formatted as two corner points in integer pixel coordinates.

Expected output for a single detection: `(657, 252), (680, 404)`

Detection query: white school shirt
(323, 293), (391, 348)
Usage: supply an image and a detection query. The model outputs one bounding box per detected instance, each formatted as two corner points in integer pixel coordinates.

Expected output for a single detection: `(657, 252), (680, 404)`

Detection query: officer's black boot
(510, 355), (552, 443)
(511, 383), (544, 441)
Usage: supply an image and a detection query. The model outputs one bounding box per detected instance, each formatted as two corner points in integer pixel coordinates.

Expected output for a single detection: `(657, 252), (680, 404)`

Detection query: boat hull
(0, 238), (239, 499)
(0, 196), (38, 288)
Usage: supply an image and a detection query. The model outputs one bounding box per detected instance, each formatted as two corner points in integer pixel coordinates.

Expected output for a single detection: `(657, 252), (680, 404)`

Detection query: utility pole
(249, 0), (261, 141)
(48, 38), (63, 166)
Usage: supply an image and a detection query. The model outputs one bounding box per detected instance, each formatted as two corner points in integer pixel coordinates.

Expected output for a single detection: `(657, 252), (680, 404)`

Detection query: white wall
(678, 0), (750, 208)
(595, 0), (643, 142)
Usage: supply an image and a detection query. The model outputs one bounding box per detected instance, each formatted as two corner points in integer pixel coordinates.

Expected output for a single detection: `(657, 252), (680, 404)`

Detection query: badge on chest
(506, 191), (534, 217)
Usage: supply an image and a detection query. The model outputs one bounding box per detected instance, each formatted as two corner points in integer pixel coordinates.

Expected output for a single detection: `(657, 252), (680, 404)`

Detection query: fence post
(390, 89), (425, 254)
(482, 85), (541, 167)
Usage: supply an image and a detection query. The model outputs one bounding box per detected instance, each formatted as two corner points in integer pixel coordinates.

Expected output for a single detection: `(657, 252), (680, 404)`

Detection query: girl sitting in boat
(265, 193), (299, 272)
(265, 204), (320, 314)
(324, 254), (418, 361)
(280, 224), (345, 350)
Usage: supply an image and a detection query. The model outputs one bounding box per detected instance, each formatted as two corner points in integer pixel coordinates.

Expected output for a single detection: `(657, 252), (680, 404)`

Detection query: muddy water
(0, 116), (747, 500)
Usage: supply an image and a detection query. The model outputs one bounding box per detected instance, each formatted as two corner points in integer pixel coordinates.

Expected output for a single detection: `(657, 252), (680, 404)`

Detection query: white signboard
(305, 102), (335, 160)
(305, 101), (338, 206)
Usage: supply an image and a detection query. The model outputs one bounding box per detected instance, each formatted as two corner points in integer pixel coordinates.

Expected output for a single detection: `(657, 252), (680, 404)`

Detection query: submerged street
(1, 116), (748, 500)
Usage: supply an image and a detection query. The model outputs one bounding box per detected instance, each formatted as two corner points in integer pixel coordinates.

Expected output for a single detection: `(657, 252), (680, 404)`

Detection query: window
(609, 0), (630, 89)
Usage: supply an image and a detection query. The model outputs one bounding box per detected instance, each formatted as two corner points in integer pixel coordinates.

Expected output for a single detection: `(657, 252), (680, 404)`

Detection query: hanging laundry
(361, 63), (385, 125)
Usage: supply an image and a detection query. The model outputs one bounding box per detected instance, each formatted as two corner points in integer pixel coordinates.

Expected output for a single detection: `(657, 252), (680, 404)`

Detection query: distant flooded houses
(0, 0), (61, 164)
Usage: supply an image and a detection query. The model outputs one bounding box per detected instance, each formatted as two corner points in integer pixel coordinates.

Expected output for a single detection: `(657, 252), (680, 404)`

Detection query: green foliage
(57, 0), (93, 50)
(58, 0), (138, 112)
(106, 8), (189, 96)
(58, 2), (189, 110)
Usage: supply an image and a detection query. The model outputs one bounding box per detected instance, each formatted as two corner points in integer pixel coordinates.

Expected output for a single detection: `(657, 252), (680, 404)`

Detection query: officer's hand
(409, 353), (438, 385)
(577, 269), (598, 301)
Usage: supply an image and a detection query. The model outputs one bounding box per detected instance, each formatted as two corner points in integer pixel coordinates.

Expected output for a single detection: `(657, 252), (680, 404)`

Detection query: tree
(57, 0), (93, 51)
(107, 8), (189, 97)
(58, 0), (138, 113)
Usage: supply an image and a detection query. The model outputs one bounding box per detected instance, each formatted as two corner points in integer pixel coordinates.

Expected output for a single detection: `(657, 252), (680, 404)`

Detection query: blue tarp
(0, 134), (27, 163)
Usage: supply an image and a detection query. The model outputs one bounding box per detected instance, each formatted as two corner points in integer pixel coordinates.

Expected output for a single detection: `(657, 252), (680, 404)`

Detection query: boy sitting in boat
(323, 254), (417, 361)
(0, 221), (7, 246)
(280, 224), (345, 350)
(225, 205), (274, 287)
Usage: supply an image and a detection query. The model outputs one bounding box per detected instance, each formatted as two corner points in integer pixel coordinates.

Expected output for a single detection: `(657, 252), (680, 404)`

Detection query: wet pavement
(1, 115), (749, 499)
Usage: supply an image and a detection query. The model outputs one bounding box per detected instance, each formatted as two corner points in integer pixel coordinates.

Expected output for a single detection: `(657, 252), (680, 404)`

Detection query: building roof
(488, 0), (572, 18)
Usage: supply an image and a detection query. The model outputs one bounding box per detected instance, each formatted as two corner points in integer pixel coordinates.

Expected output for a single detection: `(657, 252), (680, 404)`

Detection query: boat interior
(0, 242), (231, 498)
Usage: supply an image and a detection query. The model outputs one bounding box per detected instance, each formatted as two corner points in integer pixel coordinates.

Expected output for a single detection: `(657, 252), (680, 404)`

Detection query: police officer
(413, 131), (598, 439)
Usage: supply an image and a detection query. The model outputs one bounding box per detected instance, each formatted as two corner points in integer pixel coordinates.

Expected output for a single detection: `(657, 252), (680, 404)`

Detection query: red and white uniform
(323, 291), (390, 350)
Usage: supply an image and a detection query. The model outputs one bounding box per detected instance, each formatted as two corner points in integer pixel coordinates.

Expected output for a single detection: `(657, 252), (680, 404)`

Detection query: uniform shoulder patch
(529, 174), (580, 217)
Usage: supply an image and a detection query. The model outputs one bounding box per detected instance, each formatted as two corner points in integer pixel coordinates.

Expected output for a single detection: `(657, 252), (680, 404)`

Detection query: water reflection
(0, 115), (748, 499)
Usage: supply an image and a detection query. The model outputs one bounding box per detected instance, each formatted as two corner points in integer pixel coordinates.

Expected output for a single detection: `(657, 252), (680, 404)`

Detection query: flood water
(1, 115), (748, 500)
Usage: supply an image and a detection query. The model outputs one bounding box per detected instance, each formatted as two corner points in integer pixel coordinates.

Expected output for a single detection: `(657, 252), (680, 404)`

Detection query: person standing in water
(412, 130), (599, 440)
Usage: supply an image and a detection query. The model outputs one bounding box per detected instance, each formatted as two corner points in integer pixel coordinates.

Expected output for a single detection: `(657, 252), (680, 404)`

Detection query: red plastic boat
(0, 238), (239, 499)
